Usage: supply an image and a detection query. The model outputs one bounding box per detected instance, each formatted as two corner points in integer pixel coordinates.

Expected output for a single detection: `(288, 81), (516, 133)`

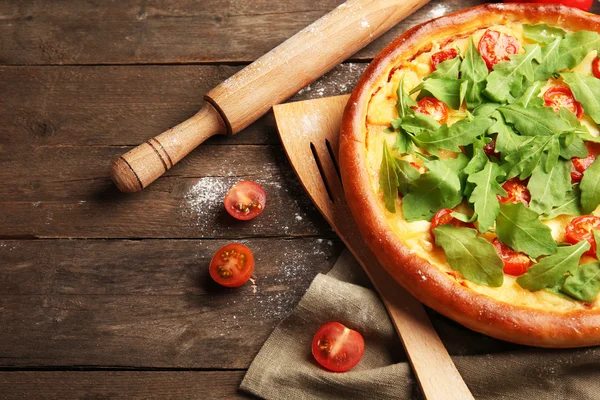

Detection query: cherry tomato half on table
(430, 48), (459, 71)
(593, 58), (600, 79)
(492, 238), (532, 276)
(412, 97), (449, 124)
(209, 243), (255, 287)
(565, 216), (600, 258)
(224, 180), (266, 221)
(543, 86), (584, 119)
(571, 142), (600, 183)
(312, 322), (365, 372)
(478, 30), (519, 69)
(497, 179), (531, 206)
(503, 0), (593, 12)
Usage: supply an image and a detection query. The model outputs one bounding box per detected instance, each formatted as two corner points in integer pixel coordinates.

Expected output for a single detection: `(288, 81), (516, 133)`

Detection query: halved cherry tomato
(412, 97), (449, 124)
(430, 208), (475, 241)
(593, 58), (600, 79)
(224, 180), (266, 221)
(431, 48), (459, 71)
(311, 322), (365, 372)
(492, 238), (533, 276)
(503, 0), (593, 12)
(497, 179), (531, 206)
(209, 243), (255, 287)
(565, 215), (600, 258)
(571, 142), (600, 183)
(478, 30), (519, 69)
(543, 86), (584, 119)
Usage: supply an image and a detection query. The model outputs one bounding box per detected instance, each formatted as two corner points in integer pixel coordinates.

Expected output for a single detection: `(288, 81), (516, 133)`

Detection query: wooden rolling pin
(110, 0), (430, 192)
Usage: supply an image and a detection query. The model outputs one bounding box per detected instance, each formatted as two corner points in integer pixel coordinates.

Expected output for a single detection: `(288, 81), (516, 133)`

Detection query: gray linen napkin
(241, 250), (600, 399)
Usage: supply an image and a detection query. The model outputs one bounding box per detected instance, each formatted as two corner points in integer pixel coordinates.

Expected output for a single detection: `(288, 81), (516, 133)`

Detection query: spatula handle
(110, 102), (227, 193)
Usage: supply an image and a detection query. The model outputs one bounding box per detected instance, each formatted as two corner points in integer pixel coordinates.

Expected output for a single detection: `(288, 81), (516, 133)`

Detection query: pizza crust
(340, 4), (600, 347)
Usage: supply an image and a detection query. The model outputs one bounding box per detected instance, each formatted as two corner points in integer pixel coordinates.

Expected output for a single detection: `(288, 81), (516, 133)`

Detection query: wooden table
(2, 1), (599, 398)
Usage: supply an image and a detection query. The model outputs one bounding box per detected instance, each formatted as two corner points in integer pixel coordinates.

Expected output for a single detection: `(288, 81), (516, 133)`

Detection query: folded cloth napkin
(241, 249), (600, 399)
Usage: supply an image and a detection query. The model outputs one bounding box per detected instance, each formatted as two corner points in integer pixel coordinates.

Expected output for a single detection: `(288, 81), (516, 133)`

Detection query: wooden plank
(0, 239), (343, 368)
(0, 0), (494, 65)
(0, 371), (253, 399)
(0, 63), (366, 147)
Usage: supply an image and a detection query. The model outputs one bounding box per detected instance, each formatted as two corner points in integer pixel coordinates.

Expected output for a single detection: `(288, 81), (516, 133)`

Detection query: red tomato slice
(430, 208), (475, 241)
(311, 322), (365, 372)
(565, 216), (600, 258)
(431, 48), (459, 71)
(224, 180), (266, 221)
(492, 238), (533, 276)
(503, 0), (593, 12)
(571, 142), (600, 183)
(593, 58), (600, 79)
(497, 179), (531, 206)
(478, 30), (519, 69)
(209, 243), (255, 287)
(412, 97), (449, 124)
(543, 86), (584, 119)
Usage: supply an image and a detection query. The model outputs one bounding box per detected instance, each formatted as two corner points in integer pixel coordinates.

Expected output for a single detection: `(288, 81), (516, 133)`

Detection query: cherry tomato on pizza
(209, 243), (255, 287)
(543, 86), (584, 119)
(478, 30), (519, 69)
(492, 238), (533, 276)
(593, 57), (600, 79)
(503, 0), (593, 12)
(565, 216), (600, 258)
(430, 208), (475, 241)
(311, 322), (365, 372)
(497, 179), (531, 206)
(412, 97), (449, 124)
(224, 180), (266, 221)
(431, 48), (459, 71)
(571, 142), (600, 183)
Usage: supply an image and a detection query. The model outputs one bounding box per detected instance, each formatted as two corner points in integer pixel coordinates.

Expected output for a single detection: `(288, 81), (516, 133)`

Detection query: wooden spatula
(273, 95), (474, 400)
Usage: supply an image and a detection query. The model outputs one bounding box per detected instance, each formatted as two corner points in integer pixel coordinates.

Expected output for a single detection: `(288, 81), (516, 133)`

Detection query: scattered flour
(182, 177), (229, 227)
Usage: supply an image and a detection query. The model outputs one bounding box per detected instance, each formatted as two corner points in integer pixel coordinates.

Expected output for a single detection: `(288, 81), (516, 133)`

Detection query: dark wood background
(2, 1), (599, 398)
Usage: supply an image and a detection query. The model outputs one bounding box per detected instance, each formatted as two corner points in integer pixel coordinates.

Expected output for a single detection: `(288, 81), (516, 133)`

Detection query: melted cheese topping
(364, 23), (600, 312)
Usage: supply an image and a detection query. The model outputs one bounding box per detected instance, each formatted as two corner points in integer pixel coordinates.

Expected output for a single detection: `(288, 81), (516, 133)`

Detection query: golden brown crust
(340, 4), (600, 347)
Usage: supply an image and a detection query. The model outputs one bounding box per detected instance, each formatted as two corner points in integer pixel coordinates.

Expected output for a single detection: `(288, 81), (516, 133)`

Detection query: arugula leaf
(396, 76), (417, 119)
(463, 137), (489, 198)
(561, 72), (600, 124)
(527, 159), (571, 215)
(411, 78), (464, 110)
(523, 24), (566, 44)
(558, 129), (588, 160)
(504, 135), (553, 180)
(496, 202), (557, 258)
(533, 38), (562, 82)
(380, 143), (400, 212)
(517, 240), (590, 291)
(426, 56), (462, 80)
(395, 112), (440, 136)
(433, 225), (504, 287)
(556, 30), (600, 71)
(392, 128), (413, 155)
(595, 229), (600, 260)
(542, 187), (581, 220)
(402, 156), (466, 221)
(498, 104), (572, 137)
(395, 159), (420, 195)
(473, 102), (501, 118)
(561, 261), (600, 302)
(489, 111), (523, 157)
(460, 37), (489, 110)
(580, 157), (600, 214)
(484, 44), (542, 103)
(467, 161), (507, 233)
(451, 211), (477, 223)
(413, 115), (493, 154)
(513, 81), (544, 108)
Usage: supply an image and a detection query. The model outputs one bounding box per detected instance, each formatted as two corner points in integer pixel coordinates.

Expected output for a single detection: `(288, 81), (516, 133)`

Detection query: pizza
(340, 4), (600, 347)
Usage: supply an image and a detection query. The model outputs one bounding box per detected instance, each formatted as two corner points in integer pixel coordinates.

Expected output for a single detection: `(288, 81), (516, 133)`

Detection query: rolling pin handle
(110, 102), (228, 193)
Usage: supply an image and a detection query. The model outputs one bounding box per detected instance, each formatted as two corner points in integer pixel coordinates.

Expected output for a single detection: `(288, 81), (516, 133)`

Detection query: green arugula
(556, 30), (600, 71)
(411, 78), (464, 110)
(396, 76), (417, 119)
(467, 161), (507, 233)
(380, 143), (400, 212)
(561, 261), (600, 302)
(412, 115), (493, 154)
(484, 44), (542, 103)
(580, 157), (600, 214)
(498, 104), (572, 138)
(460, 38), (489, 110)
(426, 56), (462, 80)
(433, 225), (504, 287)
(394, 112), (440, 136)
(533, 38), (562, 82)
(496, 202), (557, 258)
(402, 155), (467, 221)
(503, 135), (555, 180)
(513, 81), (544, 108)
(527, 159), (571, 215)
(561, 72), (600, 124)
(523, 24), (566, 44)
(542, 187), (581, 220)
(489, 112), (523, 157)
(517, 240), (590, 291)
(392, 128), (413, 154)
